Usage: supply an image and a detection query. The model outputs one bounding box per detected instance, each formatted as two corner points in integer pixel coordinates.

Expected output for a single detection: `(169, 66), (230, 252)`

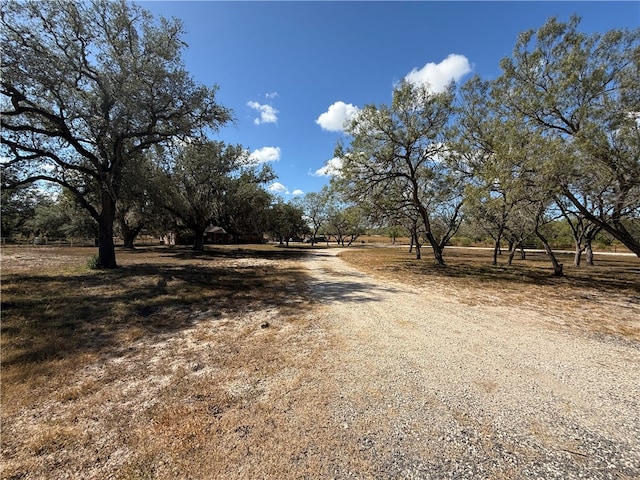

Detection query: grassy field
(1, 243), (638, 479)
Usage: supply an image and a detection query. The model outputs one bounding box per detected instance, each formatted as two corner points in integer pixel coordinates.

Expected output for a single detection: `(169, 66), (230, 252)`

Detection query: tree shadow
(0, 249), (313, 370)
(156, 246), (312, 262)
(1, 245), (407, 373)
(398, 251), (640, 292)
(307, 275), (401, 304)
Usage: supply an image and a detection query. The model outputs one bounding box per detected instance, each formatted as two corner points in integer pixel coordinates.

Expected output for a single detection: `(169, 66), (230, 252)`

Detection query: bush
(450, 236), (473, 247)
(86, 254), (102, 270)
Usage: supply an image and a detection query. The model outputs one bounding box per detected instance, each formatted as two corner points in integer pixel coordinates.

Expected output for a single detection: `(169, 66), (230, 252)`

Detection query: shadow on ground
(0, 246), (405, 372)
(0, 247), (313, 369)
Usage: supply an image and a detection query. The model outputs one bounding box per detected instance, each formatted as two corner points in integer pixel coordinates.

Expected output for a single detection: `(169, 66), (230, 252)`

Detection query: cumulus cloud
(404, 54), (472, 93)
(315, 101), (360, 132)
(248, 146), (281, 164)
(265, 92), (278, 99)
(313, 157), (343, 177)
(269, 182), (288, 194)
(247, 101), (278, 125)
(291, 189), (304, 195)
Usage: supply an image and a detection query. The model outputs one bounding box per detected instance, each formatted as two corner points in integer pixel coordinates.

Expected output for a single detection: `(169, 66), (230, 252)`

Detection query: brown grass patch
(338, 246), (640, 341)
(1, 245), (345, 479)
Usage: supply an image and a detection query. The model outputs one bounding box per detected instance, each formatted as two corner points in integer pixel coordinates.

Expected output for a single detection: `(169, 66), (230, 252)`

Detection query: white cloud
(291, 189), (304, 195)
(265, 92), (278, 100)
(313, 157), (343, 177)
(247, 101), (278, 125)
(269, 182), (288, 194)
(248, 146), (281, 164)
(315, 101), (360, 132)
(404, 54), (472, 93)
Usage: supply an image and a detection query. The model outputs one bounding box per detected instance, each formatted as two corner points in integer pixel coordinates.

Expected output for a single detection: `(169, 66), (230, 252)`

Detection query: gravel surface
(304, 249), (640, 479)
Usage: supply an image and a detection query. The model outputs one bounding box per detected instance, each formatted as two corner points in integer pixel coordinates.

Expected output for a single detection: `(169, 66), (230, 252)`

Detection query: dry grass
(0, 245), (347, 479)
(2, 243), (639, 479)
(338, 246), (640, 341)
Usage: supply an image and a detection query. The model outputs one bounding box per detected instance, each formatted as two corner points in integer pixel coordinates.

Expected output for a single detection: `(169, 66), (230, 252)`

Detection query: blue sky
(141, 1), (639, 198)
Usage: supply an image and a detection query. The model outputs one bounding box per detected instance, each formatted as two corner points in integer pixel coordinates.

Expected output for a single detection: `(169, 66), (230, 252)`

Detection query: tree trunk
(563, 188), (640, 257)
(535, 229), (563, 277)
(610, 219), (640, 257)
(121, 220), (144, 249)
(411, 231), (421, 259)
(193, 228), (206, 251)
(98, 194), (118, 268)
(573, 241), (584, 267)
(432, 244), (445, 265)
(585, 240), (594, 266)
(583, 226), (601, 266)
(123, 233), (135, 249)
(506, 239), (516, 266)
(425, 231), (445, 266)
(492, 240), (501, 266)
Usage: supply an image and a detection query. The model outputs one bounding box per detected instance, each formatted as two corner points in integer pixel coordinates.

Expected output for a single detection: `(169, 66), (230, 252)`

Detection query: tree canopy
(1, 0), (231, 266)
(2, 8), (638, 273)
(155, 141), (274, 251)
(336, 81), (464, 263)
(497, 16), (640, 256)
(330, 16), (639, 269)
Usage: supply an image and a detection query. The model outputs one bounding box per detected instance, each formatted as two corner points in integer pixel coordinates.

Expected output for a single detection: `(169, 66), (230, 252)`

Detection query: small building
(205, 225), (232, 244)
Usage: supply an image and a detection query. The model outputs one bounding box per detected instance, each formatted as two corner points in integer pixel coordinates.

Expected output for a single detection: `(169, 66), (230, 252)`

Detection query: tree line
(333, 16), (639, 275)
(2, 1), (638, 274)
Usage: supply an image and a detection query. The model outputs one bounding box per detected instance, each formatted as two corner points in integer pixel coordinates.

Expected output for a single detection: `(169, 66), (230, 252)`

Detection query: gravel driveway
(303, 249), (640, 479)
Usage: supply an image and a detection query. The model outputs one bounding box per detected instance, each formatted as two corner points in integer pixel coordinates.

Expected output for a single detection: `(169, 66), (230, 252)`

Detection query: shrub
(450, 236), (473, 247)
(86, 254), (102, 270)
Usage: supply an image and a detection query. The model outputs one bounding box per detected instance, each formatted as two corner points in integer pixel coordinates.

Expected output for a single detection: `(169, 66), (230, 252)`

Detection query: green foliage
(450, 236), (473, 247)
(1, 182), (45, 238)
(268, 200), (309, 245)
(496, 16), (640, 256)
(86, 254), (102, 270)
(25, 191), (97, 239)
(156, 140), (275, 250)
(337, 80), (464, 263)
(1, 0), (232, 267)
(450, 16), (640, 266)
(298, 187), (332, 244)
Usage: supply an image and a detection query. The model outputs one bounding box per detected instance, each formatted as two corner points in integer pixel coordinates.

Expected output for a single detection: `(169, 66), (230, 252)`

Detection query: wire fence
(1, 237), (96, 247)
(1, 235), (161, 247)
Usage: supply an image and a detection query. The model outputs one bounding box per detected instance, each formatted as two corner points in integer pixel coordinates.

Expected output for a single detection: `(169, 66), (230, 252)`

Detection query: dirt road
(303, 249), (640, 479)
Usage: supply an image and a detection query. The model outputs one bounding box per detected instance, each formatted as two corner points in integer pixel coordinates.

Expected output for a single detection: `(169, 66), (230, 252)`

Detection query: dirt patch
(1, 246), (336, 479)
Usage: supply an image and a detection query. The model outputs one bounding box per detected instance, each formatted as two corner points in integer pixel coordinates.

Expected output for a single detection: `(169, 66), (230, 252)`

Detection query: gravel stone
(304, 249), (640, 479)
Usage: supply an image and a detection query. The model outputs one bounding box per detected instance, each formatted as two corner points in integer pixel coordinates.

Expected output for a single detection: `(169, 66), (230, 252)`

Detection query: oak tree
(157, 141), (274, 251)
(1, 0), (231, 267)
